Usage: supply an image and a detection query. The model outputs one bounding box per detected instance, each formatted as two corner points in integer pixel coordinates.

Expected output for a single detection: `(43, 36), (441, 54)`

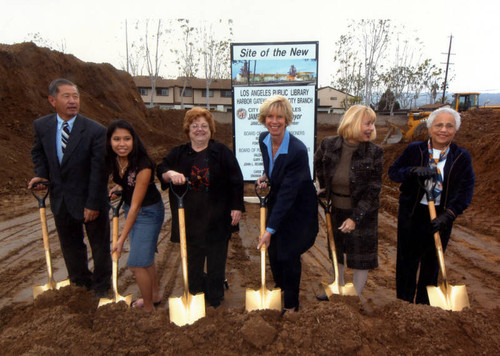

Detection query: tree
(26, 32), (66, 53)
(378, 88), (400, 111)
(173, 19), (200, 109)
(288, 65), (297, 77)
(379, 32), (422, 113)
(332, 20), (391, 108)
(199, 19), (233, 109)
(331, 33), (364, 109)
(359, 20), (391, 107)
(143, 19), (165, 107)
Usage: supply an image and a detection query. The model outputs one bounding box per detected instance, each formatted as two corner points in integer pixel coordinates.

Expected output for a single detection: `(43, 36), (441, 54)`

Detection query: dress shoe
(316, 293), (329, 301)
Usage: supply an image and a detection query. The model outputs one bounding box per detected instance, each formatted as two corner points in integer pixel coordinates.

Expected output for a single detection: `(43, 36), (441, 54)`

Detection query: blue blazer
(31, 113), (108, 220)
(259, 131), (318, 260)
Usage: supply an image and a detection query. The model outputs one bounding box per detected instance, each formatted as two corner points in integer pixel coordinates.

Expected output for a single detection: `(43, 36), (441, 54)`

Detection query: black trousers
(187, 238), (229, 307)
(268, 241), (302, 309)
(53, 201), (111, 292)
(396, 203), (452, 304)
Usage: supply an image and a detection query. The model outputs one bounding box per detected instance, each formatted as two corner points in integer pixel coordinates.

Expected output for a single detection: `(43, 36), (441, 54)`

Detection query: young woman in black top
(106, 119), (164, 312)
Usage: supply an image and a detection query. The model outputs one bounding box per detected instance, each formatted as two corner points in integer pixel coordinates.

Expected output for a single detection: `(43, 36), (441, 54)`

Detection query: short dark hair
(48, 78), (78, 97)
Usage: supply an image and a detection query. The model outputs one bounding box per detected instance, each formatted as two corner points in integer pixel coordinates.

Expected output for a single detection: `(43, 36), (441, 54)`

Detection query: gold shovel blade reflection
(427, 283), (469, 311)
(33, 278), (70, 299)
(98, 293), (133, 308)
(169, 293), (206, 326)
(425, 201), (469, 312)
(322, 281), (358, 299)
(245, 286), (282, 312)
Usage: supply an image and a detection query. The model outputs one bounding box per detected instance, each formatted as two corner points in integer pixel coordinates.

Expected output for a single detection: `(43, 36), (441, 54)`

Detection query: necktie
(61, 122), (70, 153)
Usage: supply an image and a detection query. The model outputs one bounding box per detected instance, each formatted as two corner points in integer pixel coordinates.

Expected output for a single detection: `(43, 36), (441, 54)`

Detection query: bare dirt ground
(0, 43), (499, 355)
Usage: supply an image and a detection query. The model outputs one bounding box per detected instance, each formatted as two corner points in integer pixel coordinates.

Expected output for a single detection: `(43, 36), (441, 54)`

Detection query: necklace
(116, 157), (128, 175)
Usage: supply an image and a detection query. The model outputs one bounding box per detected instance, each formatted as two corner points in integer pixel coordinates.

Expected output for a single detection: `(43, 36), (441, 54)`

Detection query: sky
(1, 0), (499, 93)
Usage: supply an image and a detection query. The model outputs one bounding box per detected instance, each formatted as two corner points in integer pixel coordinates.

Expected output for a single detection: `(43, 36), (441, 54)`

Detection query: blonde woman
(314, 105), (383, 299)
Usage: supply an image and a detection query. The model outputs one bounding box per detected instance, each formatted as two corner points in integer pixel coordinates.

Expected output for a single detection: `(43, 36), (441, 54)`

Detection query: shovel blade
(98, 293), (133, 308)
(168, 293), (206, 326)
(427, 283), (470, 311)
(245, 287), (282, 312)
(322, 281), (358, 299)
(33, 278), (71, 299)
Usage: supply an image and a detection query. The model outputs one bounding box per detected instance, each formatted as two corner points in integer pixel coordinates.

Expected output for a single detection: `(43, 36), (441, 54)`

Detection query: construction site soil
(0, 43), (498, 355)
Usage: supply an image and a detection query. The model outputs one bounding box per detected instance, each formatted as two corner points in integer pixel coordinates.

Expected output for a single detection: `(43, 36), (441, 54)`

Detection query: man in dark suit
(28, 78), (111, 297)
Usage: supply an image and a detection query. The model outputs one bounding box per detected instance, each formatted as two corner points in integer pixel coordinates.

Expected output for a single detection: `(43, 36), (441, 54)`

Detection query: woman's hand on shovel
(257, 230), (272, 249)
(111, 238), (125, 258)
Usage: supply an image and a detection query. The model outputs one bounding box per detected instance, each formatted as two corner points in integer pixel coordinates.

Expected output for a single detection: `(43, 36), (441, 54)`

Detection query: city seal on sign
(237, 108), (247, 119)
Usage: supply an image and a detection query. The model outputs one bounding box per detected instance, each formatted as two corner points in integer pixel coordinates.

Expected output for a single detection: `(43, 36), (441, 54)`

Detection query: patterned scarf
(426, 139), (450, 200)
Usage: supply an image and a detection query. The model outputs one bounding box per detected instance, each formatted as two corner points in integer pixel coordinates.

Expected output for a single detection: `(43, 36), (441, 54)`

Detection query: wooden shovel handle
(427, 201), (449, 287)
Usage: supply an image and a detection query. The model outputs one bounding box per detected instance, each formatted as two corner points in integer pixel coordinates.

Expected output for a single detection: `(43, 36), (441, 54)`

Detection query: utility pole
(441, 35), (453, 103)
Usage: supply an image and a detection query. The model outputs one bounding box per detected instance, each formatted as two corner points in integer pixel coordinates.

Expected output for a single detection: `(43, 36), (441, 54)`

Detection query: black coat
(388, 140), (475, 224)
(157, 140), (244, 244)
(259, 131), (318, 260)
(31, 114), (108, 220)
(314, 136), (383, 269)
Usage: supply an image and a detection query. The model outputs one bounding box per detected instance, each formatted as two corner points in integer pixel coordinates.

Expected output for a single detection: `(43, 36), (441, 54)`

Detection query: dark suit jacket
(31, 113), (108, 220)
(259, 131), (318, 260)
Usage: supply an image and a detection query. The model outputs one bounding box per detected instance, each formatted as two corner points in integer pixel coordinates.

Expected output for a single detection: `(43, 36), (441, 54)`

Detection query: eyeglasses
(432, 123), (456, 130)
(190, 123), (209, 130)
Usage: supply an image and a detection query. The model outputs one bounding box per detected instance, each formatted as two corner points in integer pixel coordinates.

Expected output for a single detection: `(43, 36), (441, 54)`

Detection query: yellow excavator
(382, 92), (499, 144)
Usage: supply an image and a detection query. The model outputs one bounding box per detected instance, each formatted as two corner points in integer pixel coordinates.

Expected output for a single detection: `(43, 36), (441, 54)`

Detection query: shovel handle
(108, 191), (123, 218)
(427, 200), (449, 287)
(170, 179), (189, 209)
(31, 182), (49, 208)
(318, 198), (341, 286)
(255, 181), (270, 208)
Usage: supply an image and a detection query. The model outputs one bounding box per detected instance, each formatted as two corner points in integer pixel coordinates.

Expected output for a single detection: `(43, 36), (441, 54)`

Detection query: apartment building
(133, 77), (353, 113)
(134, 76), (233, 111)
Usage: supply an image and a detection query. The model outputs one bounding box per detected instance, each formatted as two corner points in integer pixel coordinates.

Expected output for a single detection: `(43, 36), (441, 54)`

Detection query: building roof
(134, 76), (232, 90)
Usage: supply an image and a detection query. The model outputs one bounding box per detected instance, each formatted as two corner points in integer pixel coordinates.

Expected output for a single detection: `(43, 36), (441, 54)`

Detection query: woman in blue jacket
(389, 107), (475, 305)
(256, 95), (318, 315)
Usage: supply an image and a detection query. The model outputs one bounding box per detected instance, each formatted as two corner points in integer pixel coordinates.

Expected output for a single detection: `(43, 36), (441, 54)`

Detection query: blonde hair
(183, 107), (216, 140)
(337, 105), (377, 141)
(258, 95), (293, 126)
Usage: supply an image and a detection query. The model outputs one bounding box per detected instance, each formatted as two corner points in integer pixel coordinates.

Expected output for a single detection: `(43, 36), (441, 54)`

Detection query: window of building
(221, 90), (232, 98)
(182, 88), (193, 97)
(139, 88), (148, 96)
(156, 88), (169, 96)
(201, 90), (214, 98)
(330, 97), (338, 101)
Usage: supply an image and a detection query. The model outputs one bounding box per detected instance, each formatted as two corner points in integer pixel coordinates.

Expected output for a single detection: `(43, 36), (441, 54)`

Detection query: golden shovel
(31, 182), (70, 299)
(318, 198), (357, 298)
(98, 192), (132, 308)
(421, 177), (469, 311)
(168, 181), (205, 326)
(245, 183), (282, 312)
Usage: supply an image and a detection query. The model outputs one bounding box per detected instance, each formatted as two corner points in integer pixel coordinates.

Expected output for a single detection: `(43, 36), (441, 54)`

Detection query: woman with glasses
(157, 107), (244, 308)
(389, 107), (475, 305)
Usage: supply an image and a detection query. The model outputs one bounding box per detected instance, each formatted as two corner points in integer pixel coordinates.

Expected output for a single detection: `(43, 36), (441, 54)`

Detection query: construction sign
(231, 42), (318, 181)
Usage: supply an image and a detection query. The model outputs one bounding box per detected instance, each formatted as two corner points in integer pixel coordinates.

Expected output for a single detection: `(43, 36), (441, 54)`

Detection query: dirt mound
(1, 285), (498, 355)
